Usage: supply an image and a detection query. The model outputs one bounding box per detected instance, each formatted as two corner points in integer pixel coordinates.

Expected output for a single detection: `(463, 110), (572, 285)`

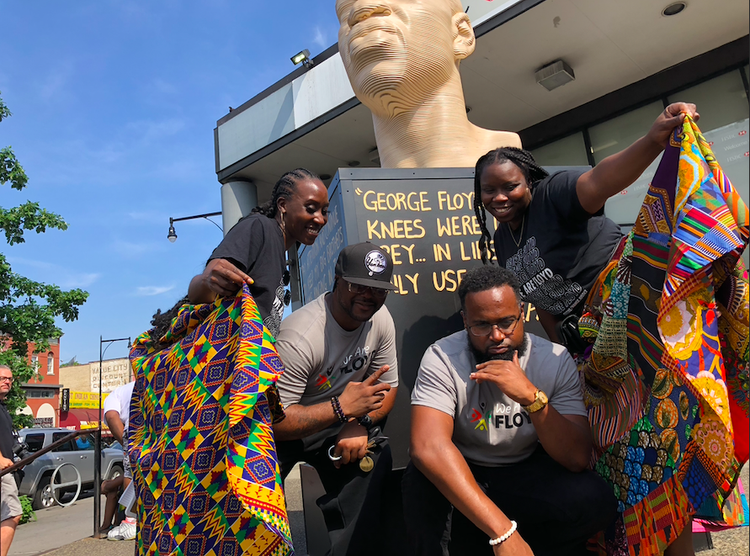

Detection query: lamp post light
(94, 335), (131, 538)
(167, 211), (222, 243)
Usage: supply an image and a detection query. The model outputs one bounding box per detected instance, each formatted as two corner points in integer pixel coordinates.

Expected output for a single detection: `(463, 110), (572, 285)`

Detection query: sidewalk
(40, 539), (134, 556)
(10, 465), (307, 556)
(26, 465), (749, 556)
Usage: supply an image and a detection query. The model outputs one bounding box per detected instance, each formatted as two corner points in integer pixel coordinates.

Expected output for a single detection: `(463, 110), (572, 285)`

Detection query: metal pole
(93, 336), (131, 538)
(94, 336), (102, 538)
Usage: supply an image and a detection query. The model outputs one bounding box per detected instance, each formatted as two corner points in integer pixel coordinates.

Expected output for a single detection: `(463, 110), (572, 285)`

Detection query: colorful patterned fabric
(128, 285), (292, 556)
(582, 117), (749, 555)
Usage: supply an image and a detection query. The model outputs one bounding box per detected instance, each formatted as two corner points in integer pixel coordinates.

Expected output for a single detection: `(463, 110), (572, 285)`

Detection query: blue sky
(1, 1), (341, 364)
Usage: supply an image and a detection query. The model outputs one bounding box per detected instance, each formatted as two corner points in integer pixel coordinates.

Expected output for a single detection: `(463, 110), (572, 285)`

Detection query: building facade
(58, 357), (132, 431)
(19, 339), (61, 428)
(213, 0), (749, 248)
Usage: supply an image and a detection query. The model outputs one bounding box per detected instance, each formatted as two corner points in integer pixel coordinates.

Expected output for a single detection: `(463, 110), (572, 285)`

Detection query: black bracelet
(331, 396), (347, 423)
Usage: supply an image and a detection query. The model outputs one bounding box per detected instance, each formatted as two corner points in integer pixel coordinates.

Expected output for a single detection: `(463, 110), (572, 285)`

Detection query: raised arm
(576, 102), (699, 214)
(410, 405), (533, 556)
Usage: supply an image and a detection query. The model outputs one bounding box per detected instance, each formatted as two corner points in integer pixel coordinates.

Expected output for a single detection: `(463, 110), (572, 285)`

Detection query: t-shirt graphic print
(505, 236), (585, 316)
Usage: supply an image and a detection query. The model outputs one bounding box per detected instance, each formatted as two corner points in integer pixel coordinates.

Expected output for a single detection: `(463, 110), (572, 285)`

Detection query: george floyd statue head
(337, 0), (473, 113)
(336, 0), (521, 168)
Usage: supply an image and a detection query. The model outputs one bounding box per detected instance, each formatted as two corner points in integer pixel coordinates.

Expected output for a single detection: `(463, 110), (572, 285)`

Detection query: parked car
(17, 428), (125, 510)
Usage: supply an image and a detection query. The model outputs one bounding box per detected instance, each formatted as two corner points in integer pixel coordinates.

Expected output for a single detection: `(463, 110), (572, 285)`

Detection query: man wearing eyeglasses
(402, 266), (616, 556)
(0, 365), (22, 556)
(274, 242), (398, 556)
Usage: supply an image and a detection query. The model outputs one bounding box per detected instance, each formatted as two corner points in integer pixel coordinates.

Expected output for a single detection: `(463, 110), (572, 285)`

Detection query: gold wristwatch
(522, 389), (549, 413)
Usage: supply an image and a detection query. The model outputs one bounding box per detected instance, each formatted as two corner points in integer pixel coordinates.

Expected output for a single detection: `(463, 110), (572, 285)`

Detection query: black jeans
(277, 425), (392, 556)
(402, 446), (617, 556)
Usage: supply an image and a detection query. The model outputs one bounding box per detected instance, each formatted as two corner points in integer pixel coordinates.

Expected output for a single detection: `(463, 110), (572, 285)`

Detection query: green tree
(0, 93), (89, 428)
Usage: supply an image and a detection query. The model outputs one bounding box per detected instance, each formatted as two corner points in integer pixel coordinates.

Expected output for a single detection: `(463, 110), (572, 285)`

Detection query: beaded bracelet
(488, 520), (517, 546)
(330, 396), (347, 423)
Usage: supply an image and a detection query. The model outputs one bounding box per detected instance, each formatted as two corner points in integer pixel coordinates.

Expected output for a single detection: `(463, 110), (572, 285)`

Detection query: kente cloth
(581, 116), (749, 556)
(128, 285), (292, 556)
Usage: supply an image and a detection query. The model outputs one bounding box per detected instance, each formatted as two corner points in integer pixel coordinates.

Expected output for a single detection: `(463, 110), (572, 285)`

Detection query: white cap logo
(364, 250), (387, 276)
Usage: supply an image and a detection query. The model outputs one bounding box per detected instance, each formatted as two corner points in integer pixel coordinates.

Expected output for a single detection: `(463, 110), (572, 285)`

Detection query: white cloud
(39, 61), (75, 102)
(6, 257), (100, 288)
(313, 26), (327, 49)
(135, 285), (175, 297)
(125, 118), (186, 144)
(149, 78), (178, 96)
(61, 273), (101, 288)
(111, 239), (162, 258)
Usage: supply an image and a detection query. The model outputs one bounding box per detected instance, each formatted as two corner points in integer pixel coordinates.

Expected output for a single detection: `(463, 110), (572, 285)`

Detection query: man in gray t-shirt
(274, 242), (398, 556)
(403, 266), (616, 556)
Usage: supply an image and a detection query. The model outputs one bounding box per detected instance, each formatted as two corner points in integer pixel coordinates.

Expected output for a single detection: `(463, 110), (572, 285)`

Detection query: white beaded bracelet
(489, 520), (517, 546)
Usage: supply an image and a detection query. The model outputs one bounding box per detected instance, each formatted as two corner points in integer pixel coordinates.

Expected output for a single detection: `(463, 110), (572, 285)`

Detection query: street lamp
(166, 212), (222, 242)
(94, 336), (131, 539)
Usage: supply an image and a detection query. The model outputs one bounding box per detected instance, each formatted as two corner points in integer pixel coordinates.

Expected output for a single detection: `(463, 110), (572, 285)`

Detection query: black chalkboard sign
(298, 168), (551, 467)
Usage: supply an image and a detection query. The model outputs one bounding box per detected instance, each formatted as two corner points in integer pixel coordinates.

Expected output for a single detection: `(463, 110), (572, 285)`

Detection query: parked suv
(17, 428), (125, 510)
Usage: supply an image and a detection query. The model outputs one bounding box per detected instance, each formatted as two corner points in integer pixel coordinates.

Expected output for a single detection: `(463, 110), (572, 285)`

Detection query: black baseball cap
(335, 242), (397, 291)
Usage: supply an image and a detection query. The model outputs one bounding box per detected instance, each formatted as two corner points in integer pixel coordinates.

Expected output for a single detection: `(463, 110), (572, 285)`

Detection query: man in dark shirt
(0, 365), (22, 556)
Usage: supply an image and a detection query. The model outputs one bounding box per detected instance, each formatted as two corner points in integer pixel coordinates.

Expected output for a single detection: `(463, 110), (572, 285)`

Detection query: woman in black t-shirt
(188, 168), (329, 337)
(473, 102), (698, 345)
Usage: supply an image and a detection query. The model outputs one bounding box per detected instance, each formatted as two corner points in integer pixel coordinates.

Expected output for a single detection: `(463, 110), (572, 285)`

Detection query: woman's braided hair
(252, 168), (321, 218)
(473, 147), (548, 264)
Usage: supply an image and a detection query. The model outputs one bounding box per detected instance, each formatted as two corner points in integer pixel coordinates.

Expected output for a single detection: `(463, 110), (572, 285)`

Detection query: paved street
(7, 465), (747, 555)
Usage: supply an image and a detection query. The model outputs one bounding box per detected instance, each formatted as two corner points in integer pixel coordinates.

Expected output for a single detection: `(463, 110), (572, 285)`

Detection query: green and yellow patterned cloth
(128, 285), (292, 556)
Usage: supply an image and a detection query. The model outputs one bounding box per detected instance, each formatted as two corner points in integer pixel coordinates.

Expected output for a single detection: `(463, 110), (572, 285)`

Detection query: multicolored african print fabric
(128, 285), (292, 556)
(582, 116), (749, 555)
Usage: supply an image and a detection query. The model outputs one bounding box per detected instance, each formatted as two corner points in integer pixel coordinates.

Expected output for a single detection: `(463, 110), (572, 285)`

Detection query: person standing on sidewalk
(0, 365), (22, 556)
(103, 380), (136, 541)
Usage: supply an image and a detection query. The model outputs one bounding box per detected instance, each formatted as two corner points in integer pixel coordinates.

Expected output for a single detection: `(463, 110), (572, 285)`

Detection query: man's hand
(471, 352), (537, 406)
(0, 455), (14, 470)
(493, 533), (534, 556)
(200, 259), (254, 298)
(337, 365), (391, 419)
(331, 421), (368, 469)
(646, 102), (699, 148)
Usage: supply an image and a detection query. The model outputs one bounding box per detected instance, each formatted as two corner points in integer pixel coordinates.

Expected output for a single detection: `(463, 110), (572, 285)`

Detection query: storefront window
(670, 69), (750, 266)
(669, 70), (749, 133)
(531, 132), (589, 168)
(592, 102), (664, 225)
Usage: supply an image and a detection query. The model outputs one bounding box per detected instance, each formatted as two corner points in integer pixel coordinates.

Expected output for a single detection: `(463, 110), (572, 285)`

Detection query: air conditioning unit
(535, 60), (575, 91)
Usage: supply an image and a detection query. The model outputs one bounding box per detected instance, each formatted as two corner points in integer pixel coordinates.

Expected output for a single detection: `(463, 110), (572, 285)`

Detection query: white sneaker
(107, 517), (136, 541)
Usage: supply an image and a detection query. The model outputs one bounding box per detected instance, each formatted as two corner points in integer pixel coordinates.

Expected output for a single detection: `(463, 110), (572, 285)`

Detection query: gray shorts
(122, 429), (132, 479)
(1, 472), (22, 521)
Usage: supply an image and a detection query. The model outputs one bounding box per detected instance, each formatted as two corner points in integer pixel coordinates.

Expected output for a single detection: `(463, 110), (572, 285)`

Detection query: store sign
(34, 417), (54, 428)
(463, 0), (526, 26)
(61, 388), (70, 412)
(69, 391), (109, 409)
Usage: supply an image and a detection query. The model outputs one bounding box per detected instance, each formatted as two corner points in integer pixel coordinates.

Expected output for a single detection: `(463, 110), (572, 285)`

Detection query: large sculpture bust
(336, 0), (521, 168)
